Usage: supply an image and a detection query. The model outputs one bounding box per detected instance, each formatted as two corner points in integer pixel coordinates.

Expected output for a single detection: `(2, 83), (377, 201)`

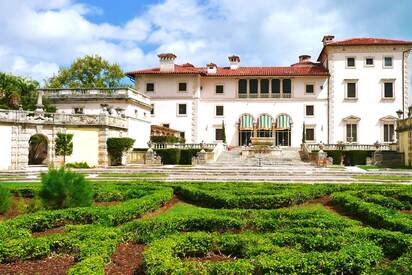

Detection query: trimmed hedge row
(142, 232), (383, 274)
(331, 192), (412, 234)
(325, 150), (374, 165)
(154, 149), (204, 165)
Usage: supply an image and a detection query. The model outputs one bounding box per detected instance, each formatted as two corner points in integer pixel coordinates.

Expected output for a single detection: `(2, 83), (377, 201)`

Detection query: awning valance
(276, 114), (291, 129)
(257, 114), (273, 130)
(239, 114), (254, 130)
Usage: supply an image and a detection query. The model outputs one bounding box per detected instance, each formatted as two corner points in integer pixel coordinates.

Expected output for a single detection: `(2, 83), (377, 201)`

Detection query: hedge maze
(1, 181), (412, 274)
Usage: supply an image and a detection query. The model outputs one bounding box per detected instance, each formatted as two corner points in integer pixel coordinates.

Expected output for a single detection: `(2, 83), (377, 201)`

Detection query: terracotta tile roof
(126, 64), (329, 77)
(326, 37), (412, 46)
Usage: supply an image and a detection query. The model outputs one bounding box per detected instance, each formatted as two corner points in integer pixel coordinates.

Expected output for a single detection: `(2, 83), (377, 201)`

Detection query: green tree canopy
(55, 133), (74, 164)
(45, 55), (125, 88)
(0, 72), (54, 111)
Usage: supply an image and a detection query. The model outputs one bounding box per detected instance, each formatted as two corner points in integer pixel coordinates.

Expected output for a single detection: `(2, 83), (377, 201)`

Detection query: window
(346, 124), (358, 143)
(260, 79), (269, 94)
(74, 107), (84, 114)
(347, 57), (355, 68)
(283, 79), (291, 94)
(305, 84), (314, 94)
(346, 82), (357, 99)
(365, 57), (374, 66)
(146, 83), (154, 92)
(271, 79), (280, 94)
(383, 124), (395, 143)
(215, 128), (224, 141)
(305, 127), (315, 142)
(238, 79), (247, 95)
(383, 82), (394, 98)
(178, 82), (187, 92)
(180, 132), (185, 139)
(384, 57), (393, 68)
(249, 79), (258, 94)
(305, 105), (314, 116)
(215, 105), (224, 117)
(177, 104), (187, 116)
(150, 104), (154, 115)
(216, 85), (224, 94)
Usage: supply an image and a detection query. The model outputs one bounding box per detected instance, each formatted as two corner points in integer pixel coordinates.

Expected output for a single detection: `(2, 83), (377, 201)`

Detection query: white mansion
(127, 35), (412, 147)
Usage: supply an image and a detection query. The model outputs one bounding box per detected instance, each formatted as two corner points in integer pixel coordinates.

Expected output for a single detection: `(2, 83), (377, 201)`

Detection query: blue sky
(0, 0), (411, 94)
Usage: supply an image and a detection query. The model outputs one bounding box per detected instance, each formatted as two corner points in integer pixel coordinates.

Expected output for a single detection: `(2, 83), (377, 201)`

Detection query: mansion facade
(127, 35), (412, 148)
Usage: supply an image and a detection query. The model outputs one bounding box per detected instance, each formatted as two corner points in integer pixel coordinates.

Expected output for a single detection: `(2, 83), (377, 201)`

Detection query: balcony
(41, 88), (150, 106)
(0, 109), (128, 129)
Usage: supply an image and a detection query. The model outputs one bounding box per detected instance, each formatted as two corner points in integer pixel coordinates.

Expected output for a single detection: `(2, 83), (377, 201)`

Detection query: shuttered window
(283, 79), (291, 94)
(260, 79), (269, 94)
(272, 79), (280, 94)
(238, 80), (247, 94)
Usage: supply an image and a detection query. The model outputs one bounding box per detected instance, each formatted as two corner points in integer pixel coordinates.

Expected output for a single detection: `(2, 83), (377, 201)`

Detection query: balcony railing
(41, 88), (150, 105)
(306, 143), (391, 151)
(152, 143), (217, 150)
(0, 109), (128, 129)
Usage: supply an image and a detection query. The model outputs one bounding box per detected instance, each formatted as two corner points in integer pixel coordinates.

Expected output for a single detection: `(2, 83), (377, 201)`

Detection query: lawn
(354, 175), (412, 181)
(1, 181), (412, 274)
(96, 173), (167, 178)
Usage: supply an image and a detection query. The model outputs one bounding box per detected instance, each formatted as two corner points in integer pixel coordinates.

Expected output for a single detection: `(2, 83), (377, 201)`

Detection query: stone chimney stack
(207, 63), (217, 74)
(228, 55), (240, 70)
(299, 55), (311, 63)
(158, 53), (176, 72)
(322, 35), (335, 45)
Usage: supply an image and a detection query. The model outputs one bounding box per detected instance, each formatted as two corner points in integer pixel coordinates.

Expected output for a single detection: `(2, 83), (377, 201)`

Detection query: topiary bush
(0, 186), (12, 214)
(107, 137), (135, 166)
(39, 168), (94, 209)
(65, 162), (91, 169)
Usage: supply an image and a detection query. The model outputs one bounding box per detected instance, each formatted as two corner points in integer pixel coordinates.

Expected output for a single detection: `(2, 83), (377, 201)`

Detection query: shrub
(39, 168), (94, 209)
(155, 149), (181, 165)
(0, 186), (12, 214)
(65, 162), (91, 169)
(325, 150), (374, 165)
(150, 135), (185, 144)
(55, 133), (73, 164)
(107, 137), (135, 166)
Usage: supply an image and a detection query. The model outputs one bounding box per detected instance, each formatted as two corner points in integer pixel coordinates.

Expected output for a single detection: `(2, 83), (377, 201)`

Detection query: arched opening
(275, 114), (292, 146)
(238, 114), (254, 146)
(28, 134), (48, 165)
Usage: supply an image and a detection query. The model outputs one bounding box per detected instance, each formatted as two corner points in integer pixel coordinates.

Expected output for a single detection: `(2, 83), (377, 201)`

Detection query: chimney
(158, 53), (176, 72)
(322, 35), (335, 45)
(207, 63), (217, 74)
(299, 55), (311, 63)
(228, 55), (240, 70)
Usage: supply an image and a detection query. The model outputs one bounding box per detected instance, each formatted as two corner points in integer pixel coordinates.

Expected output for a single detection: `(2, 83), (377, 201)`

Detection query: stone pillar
(98, 127), (109, 167)
(253, 123), (257, 138)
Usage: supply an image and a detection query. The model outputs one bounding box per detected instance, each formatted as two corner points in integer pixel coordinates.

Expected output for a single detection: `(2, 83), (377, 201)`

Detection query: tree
(55, 133), (74, 164)
(222, 120), (227, 144)
(40, 168), (93, 209)
(0, 72), (55, 112)
(107, 137), (135, 166)
(302, 122), (306, 144)
(45, 55), (125, 88)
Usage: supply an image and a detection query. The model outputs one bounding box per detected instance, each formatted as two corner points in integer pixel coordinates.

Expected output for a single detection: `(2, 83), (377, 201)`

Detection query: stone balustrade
(152, 143), (217, 150)
(40, 88), (150, 105)
(0, 109), (128, 129)
(306, 143), (391, 151)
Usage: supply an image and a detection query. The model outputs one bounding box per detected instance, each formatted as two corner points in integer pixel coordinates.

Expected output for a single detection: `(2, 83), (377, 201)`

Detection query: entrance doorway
(239, 130), (252, 146)
(275, 129), (291, 146)
(28, 134), (48, 165)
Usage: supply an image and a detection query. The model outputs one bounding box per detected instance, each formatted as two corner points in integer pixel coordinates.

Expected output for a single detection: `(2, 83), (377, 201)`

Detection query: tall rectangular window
(215, 128), (224, 141)
(178, 104), (187, 116)
(215, 85), (224, 94)
(146, 83), (154, 92)
(384, 57), (393, 68)
(305, 105), (314, 116)
(215, 105), (224, 116)
(384, 82), (394, 98)
(178, 82), (187, 92)
(260, 79), (269, 94)
(347, 57), (355, 68)
(283, 79), (291, 95)
(271, 79), (280, 95)
(305, 84), (314, 94)
(249, 79), (258, 94)
(346, 124), (358, 143)
(305, 128), (315, 142)
(238, 79), (247, 95)
(383, 124), (395, 142)
(346, 82), (357, 99)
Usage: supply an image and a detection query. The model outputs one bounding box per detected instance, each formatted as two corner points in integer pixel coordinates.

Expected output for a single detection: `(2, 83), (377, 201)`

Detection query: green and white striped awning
(276, 114), (291, 129)
(257, 114), (273, 130)
(239, 114), (254, 130)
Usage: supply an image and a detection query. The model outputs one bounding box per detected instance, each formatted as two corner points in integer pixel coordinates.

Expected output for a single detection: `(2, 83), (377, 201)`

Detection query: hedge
(325, 150), (374, 165)
(150, 135), (185, 144)
(154, 149), (203, 165)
